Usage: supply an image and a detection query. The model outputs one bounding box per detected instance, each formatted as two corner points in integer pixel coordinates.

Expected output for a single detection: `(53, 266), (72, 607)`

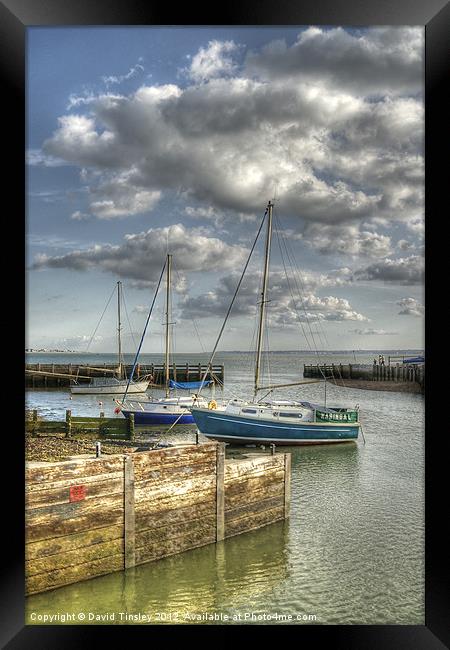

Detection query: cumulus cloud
(397, 297), (424, 316)
(303, 224), (392, 257)
(179, 267), (366, 324)
(245, 26), (423, 95)
(354, 255), (424, 285)
(31, 223), (249, 286)
(37, 28), (423, 237)
(184, 40), (240, 83)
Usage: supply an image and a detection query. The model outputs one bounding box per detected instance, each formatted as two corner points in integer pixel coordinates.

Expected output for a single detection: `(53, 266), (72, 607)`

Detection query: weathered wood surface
(26, 524), (124, 560)
(225, 506), (286, 539)
(26, 494), (125, 542)
(26, 539), (124, 576)
(26, 456), (125, 484)
(224, 454), (285, 482)
(216, 443), (225, 542)
(26, 553), (125, 595)
(132, 443), (217, 479)
(136, 499), (216, 531)
(124, 455), (135, 569)
(225, 495), (285, 523)
(136, 516), (216, 547)
(225, 480), (285, 510)
(135, 531), (216, 565)
(284, 453), (291, 518)
(134, 459), (216, 491)
(25, 475), (124, 509)
(25, 444), (290, 595)
(25, 470), (124, 493)
(224, 453), (288, 539)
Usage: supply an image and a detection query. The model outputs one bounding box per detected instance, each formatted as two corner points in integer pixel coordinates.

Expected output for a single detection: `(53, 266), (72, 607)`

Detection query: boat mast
(254, 200), (273, 399)
(117, 281), (122, 379)
(164, 254), (172, 397)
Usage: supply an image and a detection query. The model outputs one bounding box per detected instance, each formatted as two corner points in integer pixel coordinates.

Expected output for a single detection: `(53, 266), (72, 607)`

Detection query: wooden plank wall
(25, 456), (125, 595)
(25, 444), (291, 596)
(224, 454), (289, 538)
(132, 443), (218, 566)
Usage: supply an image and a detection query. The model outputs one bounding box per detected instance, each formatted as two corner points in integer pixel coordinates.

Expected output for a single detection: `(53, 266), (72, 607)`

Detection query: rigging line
(274, 217), (329, 382)
(121, 285), (138, 354)
(195, 206), (269, 399)
(85, 284), (117, 353)
(273, 216), (316, 357)
(277, 218), (325, 365)
(276, 220), (347, 389)
(172, 260), (207, 355)
(120, 259), (167, 404)
(264, 304), (272, 393)
(247, 258), (264, 395)
(278, 214), (331, 356)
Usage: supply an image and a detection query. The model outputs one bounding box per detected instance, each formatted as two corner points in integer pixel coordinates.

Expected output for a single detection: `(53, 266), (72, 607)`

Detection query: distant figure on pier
(381, 355), (385, 366)
(373, 358), (377, 365)
(378, 354), (382, 365)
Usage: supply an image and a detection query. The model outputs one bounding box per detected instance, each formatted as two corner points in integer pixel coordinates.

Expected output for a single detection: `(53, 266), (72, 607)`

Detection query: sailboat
(191, 201), (361, 445)
(70, 282), (150, 395)
(117, 254), (212, 424)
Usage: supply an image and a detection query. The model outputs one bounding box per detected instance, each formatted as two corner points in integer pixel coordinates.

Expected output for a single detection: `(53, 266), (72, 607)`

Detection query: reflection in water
(27, 521), (289, 624)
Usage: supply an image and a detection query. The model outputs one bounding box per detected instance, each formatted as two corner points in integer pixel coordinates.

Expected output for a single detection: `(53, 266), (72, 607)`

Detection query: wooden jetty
(25, 362), (225, 389)
(304, 363), (424, 391)
(25, 442), (291, 595)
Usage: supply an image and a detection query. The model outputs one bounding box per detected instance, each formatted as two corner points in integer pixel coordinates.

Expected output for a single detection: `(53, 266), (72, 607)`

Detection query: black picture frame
(2, 0), (448, 646)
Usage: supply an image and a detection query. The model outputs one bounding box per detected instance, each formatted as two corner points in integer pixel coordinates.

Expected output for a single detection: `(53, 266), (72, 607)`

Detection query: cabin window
(279, 412), (303, 418)
(242, 408), (257, 414)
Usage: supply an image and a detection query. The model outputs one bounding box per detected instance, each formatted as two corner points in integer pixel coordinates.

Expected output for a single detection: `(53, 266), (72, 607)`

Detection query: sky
(26, 26), (425, 353)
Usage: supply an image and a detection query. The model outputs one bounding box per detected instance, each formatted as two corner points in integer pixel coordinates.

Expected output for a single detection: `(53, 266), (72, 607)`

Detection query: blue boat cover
(402, 356), (424, 364)
(168, 379), (213, 390)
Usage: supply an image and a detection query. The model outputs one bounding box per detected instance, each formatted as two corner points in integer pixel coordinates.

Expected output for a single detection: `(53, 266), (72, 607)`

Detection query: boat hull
(191, 408), (359, 445)
(70, 381), (149, 395)
(121, 410), (195, 425)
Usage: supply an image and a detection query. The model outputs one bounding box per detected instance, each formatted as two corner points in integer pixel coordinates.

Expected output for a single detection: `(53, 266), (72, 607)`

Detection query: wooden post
(348, 364), (352, 379)
(128, 413), (135, 441)
(216, 443), (225, 542)
(31, 409), (38, 437)
(65, 409), (72, 438)
(186, 362), (189, 381)
(198, 363), (202, 381)
(173, 362), (177, 382)
(284, 452), (291, 518)
(124, 455), (136, 569)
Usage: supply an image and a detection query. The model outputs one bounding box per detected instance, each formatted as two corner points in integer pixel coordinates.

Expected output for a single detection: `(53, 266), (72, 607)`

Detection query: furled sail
(168, 379), (213, 390)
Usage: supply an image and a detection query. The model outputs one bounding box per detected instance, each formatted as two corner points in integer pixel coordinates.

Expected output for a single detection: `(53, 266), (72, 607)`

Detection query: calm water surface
(26, 351), (424, 625)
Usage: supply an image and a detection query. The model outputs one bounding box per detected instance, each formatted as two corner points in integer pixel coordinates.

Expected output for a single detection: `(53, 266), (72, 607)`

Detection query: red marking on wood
(69, 485), (86, 502)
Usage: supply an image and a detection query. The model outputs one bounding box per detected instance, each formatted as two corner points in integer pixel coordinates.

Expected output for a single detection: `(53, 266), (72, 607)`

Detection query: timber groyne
(25, 363), (224, 388)
(304, 363), (424, 392)
(25, 442), (290, 595)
